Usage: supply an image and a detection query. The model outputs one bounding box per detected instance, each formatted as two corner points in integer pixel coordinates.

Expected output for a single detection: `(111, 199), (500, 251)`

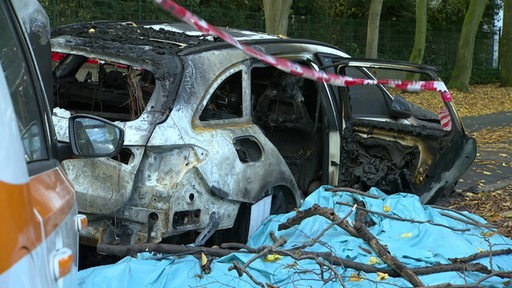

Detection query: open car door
(324, 58), (476, 203)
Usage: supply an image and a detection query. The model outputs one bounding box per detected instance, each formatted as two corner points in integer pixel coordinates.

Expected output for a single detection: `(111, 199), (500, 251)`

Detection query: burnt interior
(53, 53), (155, 121)
(338, 127), (421, 195)
(252, 66), (323, 195)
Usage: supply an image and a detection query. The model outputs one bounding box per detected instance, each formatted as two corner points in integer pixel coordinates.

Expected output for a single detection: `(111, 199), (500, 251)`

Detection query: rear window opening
(52, 52), (155, 121)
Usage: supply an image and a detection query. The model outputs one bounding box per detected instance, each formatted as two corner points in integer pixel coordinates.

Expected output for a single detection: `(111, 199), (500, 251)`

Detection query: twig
(353, 201), (425, 287)
(449, 248), (512, 264)
(297, 203), (357, 250)
(430, 205), (496, 229)
(277, 204), (359, 237)
(230, 262), (264, 287)
(336, 201), (470, 232)
(428, 271), (512, 288)
(228, 231), (286, 286)
(325, 186), (382, 199)
(436, 210), (496, 229)
(278, 250), (346, 288)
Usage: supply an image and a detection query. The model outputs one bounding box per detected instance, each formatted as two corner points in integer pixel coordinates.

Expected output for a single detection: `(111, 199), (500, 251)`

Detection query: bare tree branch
(449, 248), (512, 264)
(228, 231), (286, 286)
(353, 201), (425, 287)
(325, 186), (382, 199)
(430, 205), (496, 229)
(297, 203), (357, 250)
(337, 201), (470, 232)
(277, 204), (359, 237)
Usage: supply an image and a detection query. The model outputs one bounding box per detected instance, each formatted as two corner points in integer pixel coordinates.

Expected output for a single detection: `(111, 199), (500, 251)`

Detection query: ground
(429, 84), (512, 238)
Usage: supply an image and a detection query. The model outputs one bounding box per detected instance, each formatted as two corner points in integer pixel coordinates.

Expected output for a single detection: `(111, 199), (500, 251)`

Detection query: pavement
(455, 111), (512, 193)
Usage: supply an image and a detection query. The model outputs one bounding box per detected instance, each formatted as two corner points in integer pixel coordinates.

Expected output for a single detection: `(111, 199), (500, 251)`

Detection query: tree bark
(409, 0), (427, 64)
(365, 0), (383, 58)
(262, 0), (293, 36)
(448, 0), (488, 92)
(500, 0), (512, 86)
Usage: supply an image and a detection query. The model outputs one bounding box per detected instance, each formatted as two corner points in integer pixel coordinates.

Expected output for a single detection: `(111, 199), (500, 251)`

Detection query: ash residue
(52, 21), (219, 55)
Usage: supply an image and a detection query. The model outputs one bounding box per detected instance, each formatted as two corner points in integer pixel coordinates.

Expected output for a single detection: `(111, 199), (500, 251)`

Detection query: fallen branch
(277, 204), (359, 237)
(97, 242), (237, 258)
(325, 186), (381, 199)
(297, 203), (357, 250)
(336, 201), (470, 232)
(449, 248), (512, 263)
(278, 250), (346, 287)
(228, 231), (286, 287)
(431, 205), (496, 229)
(353, 201), (425, 287)
(428, 271), (512, 288)
(97, 243), (500, 277)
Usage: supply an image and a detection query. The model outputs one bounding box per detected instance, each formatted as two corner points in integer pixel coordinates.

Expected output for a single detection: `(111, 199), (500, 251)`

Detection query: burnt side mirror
(390, 94), (412, 119)
(68, 114), (124, 157)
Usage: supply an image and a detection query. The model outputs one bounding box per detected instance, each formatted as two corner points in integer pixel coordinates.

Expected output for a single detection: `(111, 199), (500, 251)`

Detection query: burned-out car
(50, 22), (476, 246)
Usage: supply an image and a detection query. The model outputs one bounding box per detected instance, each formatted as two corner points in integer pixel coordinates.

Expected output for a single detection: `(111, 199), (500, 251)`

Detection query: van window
(0, 7), (48, 162)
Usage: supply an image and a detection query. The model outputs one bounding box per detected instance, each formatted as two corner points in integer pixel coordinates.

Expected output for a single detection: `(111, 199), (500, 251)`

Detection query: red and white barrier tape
(154, 0), (453, 103)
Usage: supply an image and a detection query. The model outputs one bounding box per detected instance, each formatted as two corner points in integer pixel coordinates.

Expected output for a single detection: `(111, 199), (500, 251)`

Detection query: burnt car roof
(52, 22), (221, 55)
(51, 21), (281, 55)
(51, 21), (344, 58)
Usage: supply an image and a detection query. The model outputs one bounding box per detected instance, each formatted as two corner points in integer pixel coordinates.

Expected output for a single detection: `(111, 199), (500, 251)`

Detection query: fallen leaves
(368, 256), (380, 265)
(448, 184), (512, 239)
(376, 272), (389, 281)
(264, 254), (281, 262)
(349, 272), (365, 282)
(440, 85), (512, 238)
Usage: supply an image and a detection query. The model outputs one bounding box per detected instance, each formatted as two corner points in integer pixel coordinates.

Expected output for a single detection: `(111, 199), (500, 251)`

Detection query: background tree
(409, 0), (427, 64)
(500, 0), (512, 86)
(365, 0), (384, 58)
(263, 0), (293, 35)
(448, 0), (488, 91)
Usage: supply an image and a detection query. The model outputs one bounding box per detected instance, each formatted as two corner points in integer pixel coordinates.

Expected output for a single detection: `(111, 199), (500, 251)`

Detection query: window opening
(53, 53), (155, 121)
(199, 71), (243, 121)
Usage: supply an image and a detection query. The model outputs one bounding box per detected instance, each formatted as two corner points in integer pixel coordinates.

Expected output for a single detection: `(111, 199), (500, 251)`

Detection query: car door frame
(316, 54), (476, 203)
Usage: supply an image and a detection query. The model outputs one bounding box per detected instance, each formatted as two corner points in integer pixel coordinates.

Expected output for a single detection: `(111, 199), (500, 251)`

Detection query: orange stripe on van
(0, 166), (75, 274)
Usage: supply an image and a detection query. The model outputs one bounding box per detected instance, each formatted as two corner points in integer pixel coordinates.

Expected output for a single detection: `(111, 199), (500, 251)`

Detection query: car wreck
(50, 21), (476, 247)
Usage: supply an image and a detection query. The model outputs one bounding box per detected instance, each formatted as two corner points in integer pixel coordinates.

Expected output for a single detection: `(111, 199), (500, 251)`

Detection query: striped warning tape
(154, 0), (453, 104)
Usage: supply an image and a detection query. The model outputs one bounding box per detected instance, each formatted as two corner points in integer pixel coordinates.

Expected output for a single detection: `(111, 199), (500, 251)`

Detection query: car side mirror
(68, 114), (124, 157)
(390, 94), (412, 119)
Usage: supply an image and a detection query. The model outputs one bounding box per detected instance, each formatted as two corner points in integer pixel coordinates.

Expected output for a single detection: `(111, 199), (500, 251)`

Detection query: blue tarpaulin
(78, 186), (512, 287)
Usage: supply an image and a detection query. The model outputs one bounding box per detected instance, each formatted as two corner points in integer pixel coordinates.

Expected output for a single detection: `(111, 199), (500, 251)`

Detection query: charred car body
(50, 22), (476, 246)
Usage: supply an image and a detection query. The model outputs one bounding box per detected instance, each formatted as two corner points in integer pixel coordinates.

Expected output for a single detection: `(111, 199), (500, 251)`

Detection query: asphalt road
(455, 111), (512, 193)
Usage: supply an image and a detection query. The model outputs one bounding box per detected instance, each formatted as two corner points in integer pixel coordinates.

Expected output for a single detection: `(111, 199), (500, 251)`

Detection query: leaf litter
(434, 84), (512, 238)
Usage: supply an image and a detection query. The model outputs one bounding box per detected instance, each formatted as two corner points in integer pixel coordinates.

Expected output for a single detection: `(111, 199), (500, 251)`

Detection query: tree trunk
(262, 0), (293, 36)
(448, 0), (488, 92)
(409, 0), (427, 64)
(365, 0), (383, 58)
(500, 0), (512, 86)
